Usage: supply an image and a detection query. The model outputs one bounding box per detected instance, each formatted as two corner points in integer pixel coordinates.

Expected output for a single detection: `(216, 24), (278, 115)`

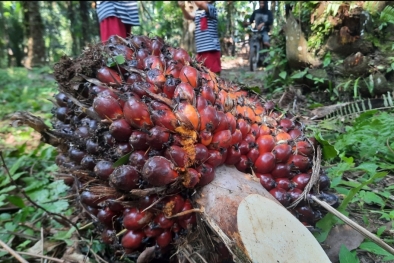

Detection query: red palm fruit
(97, 66), (122, 85)
(85, 206), (99, 217)
(129, 150), (149, 171)
(129, 130), (149, 151)
(162, 194), (185, 216)
(138, 194), (159, 210)
(178, 199), (194, 221)
(165, 145), (189, 168)
(276, 132), (292, 143)
(238, 140), (250, 155)
(196, 95), (209, 112)
(130, 35), (149, 48)
(151, 108), (178, 132)
(195, 143), (209, 164)
(215, 111), (230, 133)
(230, 129), (243, 146)
(173, 82), (195, 103)
(123, 208), (153, 230)
(144, 55), (164, 71)
(179, 65), (199, 88)
(210, 130), (232, 150)
(109, 119), (133, 142)
(115, 142), (133, 156)
(102, 132), (116, 147)
(171, 133), (183, 147)
(96, 88), (122, 102)
(199, 105), (219, 131)
(165, 60), (183, 78)
(258, 124), (271, 136)
(174, 101), (200, 130)
(107, 199), (125, 213)
(123, 96), (153, 129)
(292, 173), (311, 190)
(288, 128), (303, 140)
(275, 178), (292, 191)
(101, 228), (116, 244)
(142, 156), (179, 186)
(199, 129), (213, 146)
(279, 118), (295, 132)
(247, 146), (260, 163)
(69, 148), (86, 164)
(254, 152), (276, 174)
(295, 206), (316, 224)
(269, 187), (291, 206)
(130, 81), (160, 98)
(225, 145), (242, 165)
(259, 174), (276, 190)
(288, 188), (303, 203)
(196, 163), (215, 187)
(149, 100), (172, 111)
(250, 123), (260, 138)
(237, 119), (251, 139)
(121, 230), (145, 251)
(178, 213), (197, 229)
(271, 163), (291, 179)
(93, 95), (123, 120)
(173, 47), (191, 64)
(135, 49), (150, 69)
(205, 149), (223, 168)
(308, 137), (319, 150)
(219, 147), (228, 165)
(295, 141), (313, 157)
(144, 224), (163, 238)
(234, 155), (251, 172)
(55, 92), (70, 107)
(256, 134), (276, 154)
(225, 112), (237, 133)
(318, 174), (331, 191)
(183, 168), (201, 188)
(80, 191), (113, 208)
(216, 89), (228, 110)
(156, 229), (173, 248)
(151, 39), (164, 56)
(146, 68), (166, 89)
(97, 207), (118, 227)
(163, 76), (181, 99)
(154, 212), (175, 229)
(201, 83), (216, 105)
(287, 155), (310, 172)
(244, 133), (256, 144)
(81, 155), (97, 170)
(244, 106), (256, 123)
(94, 160), (115, 180)
(147, 126), (170, 150)
(109, 165), (140, 191)
(272, 143), (292, 163)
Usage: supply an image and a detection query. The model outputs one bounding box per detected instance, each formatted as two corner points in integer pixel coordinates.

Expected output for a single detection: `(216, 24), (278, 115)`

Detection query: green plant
(378, 5), (394, 30)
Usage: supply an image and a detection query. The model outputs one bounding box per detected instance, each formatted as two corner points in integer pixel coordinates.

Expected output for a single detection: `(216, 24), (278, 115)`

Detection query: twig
(311, 195), (394, 255)
(0, 152), (82, 237)
(0, 249), (65, 262)
(0, 240), (29, 263)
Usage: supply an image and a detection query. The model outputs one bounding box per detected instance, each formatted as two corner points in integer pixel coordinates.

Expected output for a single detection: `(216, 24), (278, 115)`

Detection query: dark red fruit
(259, 174), (276, 190)
(272, 144), (292, 163)
(146, 68), (166, 88)
(109, 165), (140, 191)
(97, 66), (122, 85)
(287, 155), (310, 172)
(275, 178), (292, 191)
(183, 168), (201, 188)
(165, 145), (188, 168)
(123, 96), (153, 129)
(101, 228), (116, 244)
(195, 143), (209, 164)
(97, 207), (118, 227)
(123, 208), (153, 230)
(292, 173), (311, 190)
(129, 151), (149, 171)
(154, 213), (174, 229)
(156, 229), (172, 248)
(271, 163), (291, 179)
(121, 230), (145, 251)
(142, 156), (179, 186)
(147, 126), (170, 150)
(93, 95), (123, 120)
(234, 155), (250, 172)
(254, 152), (276, 174)
(225, 145), (242, 165)
(173, 82), (195, 103)
(196, 163), (215, 187)
(269, 187), (291, 206)
(163, 76), (181, 99)
(129, 130), (149, 151)
(210, 130), (232, 150)
(144, 224), (163, 238)
(256, 135), (275, 154)
(295, 141), (313, 157)
(179, 65), (199, 88)
(109, 119), (133, 142)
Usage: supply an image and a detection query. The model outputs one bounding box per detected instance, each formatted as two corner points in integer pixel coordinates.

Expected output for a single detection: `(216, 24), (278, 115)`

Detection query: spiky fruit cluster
(51, 34), (338, 258)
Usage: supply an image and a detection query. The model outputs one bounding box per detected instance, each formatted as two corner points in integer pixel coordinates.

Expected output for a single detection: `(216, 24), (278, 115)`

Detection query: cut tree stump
(195, 165), (331, 263)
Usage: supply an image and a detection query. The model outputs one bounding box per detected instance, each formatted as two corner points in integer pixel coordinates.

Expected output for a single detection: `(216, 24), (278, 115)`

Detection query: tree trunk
(79, 1), (90, 48)
(67, 1), (79, 56)
(180, 1), (196, 53)
(22, 1), (46, 68)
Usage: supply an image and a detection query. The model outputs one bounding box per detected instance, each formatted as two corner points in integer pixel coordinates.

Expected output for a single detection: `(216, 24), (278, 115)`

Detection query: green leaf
(51, 227), (76, 246)
(377, 226), (386, 237)
(359, 242), (394, 261)
(339, 245), (359, 263)
(9, 156), (28, 174)
(279, 71), (287, 80)
(360, 191), (385, 207)
(115, 55), (126, 65)
(6, 196), (25, 208)
(290, 70), (307, 79)
(315, 132), (339, 160)
(113, 152), (132, 168)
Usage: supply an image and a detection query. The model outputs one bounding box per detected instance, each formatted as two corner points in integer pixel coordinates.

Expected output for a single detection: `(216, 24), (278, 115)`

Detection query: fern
(380, 5), (394, 24)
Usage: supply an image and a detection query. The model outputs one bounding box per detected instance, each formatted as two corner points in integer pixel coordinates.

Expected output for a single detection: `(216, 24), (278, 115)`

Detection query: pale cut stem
(311, 195), (394, 255)
(0, 240), (29, 263)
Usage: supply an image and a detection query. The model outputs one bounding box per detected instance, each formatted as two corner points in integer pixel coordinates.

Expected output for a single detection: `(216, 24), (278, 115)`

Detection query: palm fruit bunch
(50, 34), (338, 260)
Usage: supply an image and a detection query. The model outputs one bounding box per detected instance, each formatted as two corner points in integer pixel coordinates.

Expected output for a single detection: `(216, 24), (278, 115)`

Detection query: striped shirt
(97, 1), (140, 26)
(194, 4), (221, 53)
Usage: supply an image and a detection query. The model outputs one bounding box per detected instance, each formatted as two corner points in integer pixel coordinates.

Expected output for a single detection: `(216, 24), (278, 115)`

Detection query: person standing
(96, 1), (141, 43)
(244, 1), (273, 48)
(178, 1), (222, 75)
